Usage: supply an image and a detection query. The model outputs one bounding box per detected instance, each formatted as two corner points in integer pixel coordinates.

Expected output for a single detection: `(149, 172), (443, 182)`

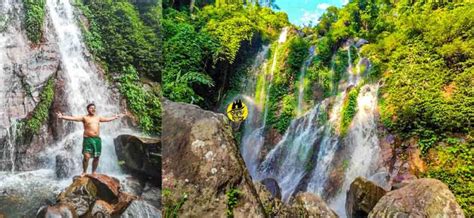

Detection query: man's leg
(92, 157), (99, 175)
(82, 153), (91, 176)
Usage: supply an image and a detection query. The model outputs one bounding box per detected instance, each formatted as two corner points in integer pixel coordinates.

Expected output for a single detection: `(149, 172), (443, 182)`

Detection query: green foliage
(333, 48), (350, 83)
(264, 34), (307, 133)
(342, 159), (349, 170)
(80, 0), (161, 80)
(226, 187), (241, 217)
(162, 4), (288, 106)
(162, 14), (217, 103)
(78, 1), (162, 134)
(424, 137), (474, 217)
(23, 0), (45, 43)
(274, 94), (296, 133)
(418, 129), (439, 155)
(340, 87), (359, 135)
(119, 65), (162, 134)
(163, 190), (188, 218)
(18, 76), (55, 138)
(287, 37), (310, 75)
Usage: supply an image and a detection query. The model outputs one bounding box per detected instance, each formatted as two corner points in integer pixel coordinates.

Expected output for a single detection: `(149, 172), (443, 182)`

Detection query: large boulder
(162, 100), (265, 217)
(114, 134), (161, 187)
(346, 177), (388, 218)
(120, 200), (161, 218)
(369, 178), (464, 217)
(290, 192), (338, 218)
(39, 174), (139, 217)
(35, 203), (77, 218)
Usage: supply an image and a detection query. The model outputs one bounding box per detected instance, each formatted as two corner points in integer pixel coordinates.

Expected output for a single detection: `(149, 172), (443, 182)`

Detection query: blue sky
(273, 0), (348, 26)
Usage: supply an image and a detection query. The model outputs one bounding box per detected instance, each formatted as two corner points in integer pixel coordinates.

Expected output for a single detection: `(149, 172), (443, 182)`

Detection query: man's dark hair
(86, 103), (95, 110)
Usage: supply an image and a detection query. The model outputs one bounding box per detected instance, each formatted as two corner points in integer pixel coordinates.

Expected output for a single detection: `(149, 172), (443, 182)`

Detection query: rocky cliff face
(0, 1), (60, 171)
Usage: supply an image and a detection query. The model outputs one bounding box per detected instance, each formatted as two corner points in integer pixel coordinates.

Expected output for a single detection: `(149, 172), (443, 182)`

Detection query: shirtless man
(56, 103), (123, 176)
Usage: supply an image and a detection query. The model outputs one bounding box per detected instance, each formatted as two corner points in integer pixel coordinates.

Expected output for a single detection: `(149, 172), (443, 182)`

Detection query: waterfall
(328, 84), (383, 217)
(241, 42), (384, 217)
(0, 0), (158, 216)
(241, 27), (288, 177)
(296, 46), (315, 116)
(258, 100), (329, 202)
(45, 0), (126, 175)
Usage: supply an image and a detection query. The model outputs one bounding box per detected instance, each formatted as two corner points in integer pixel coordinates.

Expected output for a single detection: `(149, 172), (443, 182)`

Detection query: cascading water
(239, 40), (386, 216)
(241, 27), (288, 177)
(329, 83), (383, 217)
(258, 100), (329, 202)
(296, 46), (315, 116)
(45, 0), (125, 176)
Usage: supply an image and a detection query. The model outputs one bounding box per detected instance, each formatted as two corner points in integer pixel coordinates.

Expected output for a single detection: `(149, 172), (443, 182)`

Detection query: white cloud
(317, 3), (331, 10)
(300, 10), (321, 26)
(343, 0), (349, 4)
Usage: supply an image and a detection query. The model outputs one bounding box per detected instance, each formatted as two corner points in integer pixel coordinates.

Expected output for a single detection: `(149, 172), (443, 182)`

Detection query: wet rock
(55, 154), (76, 179)
(141, 183), (161, 209)
(57, 176), (97, 216)
(260, 128), (282, 160)
(255, 182), (337, 217)
(355, 38), (369, 48)
(90, 200), (113, 217)
(122, 176), (144, 196)
(36, 203), (77, 218)
(120, 200), (161, 218)
(260, 178), (281, 200)
(114, 192), (137, 214)
(346, 177), (387, 218)
(86, 174), (121, 202)
(369, 178), (465, 217)
(53, 174), (137, 217)
(289, 192), (338, 218)
(114, 134), (161, 187)
(162, 99), (265, 217)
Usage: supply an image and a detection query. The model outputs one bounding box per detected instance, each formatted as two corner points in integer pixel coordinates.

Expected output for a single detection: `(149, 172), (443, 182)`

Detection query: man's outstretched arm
(57, 112), (83, 122)
(100, 113), (124, 122)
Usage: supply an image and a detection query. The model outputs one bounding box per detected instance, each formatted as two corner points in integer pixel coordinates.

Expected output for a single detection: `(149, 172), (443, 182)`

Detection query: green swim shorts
(83, 137), (102, 157)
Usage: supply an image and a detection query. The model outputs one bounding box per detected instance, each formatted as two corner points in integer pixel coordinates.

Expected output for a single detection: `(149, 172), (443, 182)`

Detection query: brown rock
(113, 192), (138, 214)
(345, 177), (387, 218)
(290, 192), (338, 218)
(57, 176), (98, 216)
(162, 100), (265, 217)
(255, 182), (338, 218)
(369, 178), (465, 217)
(54, 174), (137, 217)
(90, 200), (113, 217)
(86, 174), (120, 203)
(260, 178), (281, 200)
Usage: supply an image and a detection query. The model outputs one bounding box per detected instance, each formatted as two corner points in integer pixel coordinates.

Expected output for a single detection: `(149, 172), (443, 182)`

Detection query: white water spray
(241, 28), (288, 177)
(296, 46), (315, 116)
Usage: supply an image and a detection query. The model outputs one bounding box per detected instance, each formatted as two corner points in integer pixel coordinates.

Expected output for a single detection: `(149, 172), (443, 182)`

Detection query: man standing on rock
(56, 103), (123, 176)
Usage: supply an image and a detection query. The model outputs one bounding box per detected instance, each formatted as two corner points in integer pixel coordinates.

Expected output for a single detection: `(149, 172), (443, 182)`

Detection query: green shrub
(226, 188), (241, 217)
(424, 137), (474, 216)
(119, 65), (161, 134)
(23, 0), (45, 43)
(340, 87), (359, 135)
(17, 76), (55, 141)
